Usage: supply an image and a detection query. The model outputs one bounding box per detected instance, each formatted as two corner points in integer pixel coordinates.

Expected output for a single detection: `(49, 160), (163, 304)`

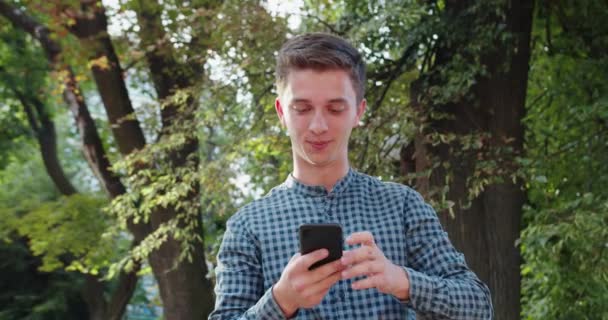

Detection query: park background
(0, 0), (606, 319)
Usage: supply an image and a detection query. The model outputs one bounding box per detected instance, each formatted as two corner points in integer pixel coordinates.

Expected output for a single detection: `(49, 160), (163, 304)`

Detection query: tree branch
(0, 2), (144, 318)
(64, 0), (147, 155)
(15, 90), (40, 133)
(302, 13), (341, 35)
(132, 0), (208, 137)
(0, 0), (60, 60)
(0, 64), (78, 196)
(15, 91), (79, 195)
(0, 0), (126, 198)
(107, 261), (141, 320)
(366, 42), (418, 122)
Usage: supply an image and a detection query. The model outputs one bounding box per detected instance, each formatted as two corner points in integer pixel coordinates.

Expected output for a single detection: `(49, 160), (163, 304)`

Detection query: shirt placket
(323, 192), (333, 217)
(323, 192), (348, 314)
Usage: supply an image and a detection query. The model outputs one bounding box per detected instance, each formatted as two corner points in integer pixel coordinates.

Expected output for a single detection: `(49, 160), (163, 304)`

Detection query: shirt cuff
(255, 286), (298, 319)
(258, 286), (288, 319)
(403, 267), (435, 312)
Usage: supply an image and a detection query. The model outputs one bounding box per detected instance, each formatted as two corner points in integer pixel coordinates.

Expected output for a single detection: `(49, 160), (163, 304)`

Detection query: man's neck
(292, 160), (349, 192)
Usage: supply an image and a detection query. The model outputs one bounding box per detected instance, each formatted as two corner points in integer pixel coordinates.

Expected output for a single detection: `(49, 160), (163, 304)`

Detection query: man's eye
(329, 105), (345, 113)
(292, 105), (311, 112)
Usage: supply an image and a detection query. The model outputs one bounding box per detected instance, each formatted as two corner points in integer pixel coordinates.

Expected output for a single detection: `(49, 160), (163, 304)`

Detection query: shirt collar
(284, 168), (356, 197)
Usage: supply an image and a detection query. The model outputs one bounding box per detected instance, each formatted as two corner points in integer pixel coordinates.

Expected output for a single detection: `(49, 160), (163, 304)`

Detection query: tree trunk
(65, 1), (215, 317)
(479, 2), (533, 315)
(134, 1), (215, 317)
(407, 1), (533, 319)
(66, 2), (146, 155)
(65, 2), (221, 317)
(13, 90), (78, 196)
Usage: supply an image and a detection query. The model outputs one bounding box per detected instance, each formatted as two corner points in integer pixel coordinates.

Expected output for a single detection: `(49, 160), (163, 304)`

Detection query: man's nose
(309, 110), (328, 134)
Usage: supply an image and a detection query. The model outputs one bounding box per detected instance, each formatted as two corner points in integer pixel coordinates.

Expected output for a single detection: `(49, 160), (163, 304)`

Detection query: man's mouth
(308, 140), (331, 150)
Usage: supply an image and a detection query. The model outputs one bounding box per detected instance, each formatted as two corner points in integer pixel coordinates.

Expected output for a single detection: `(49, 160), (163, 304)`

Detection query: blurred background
(0, 0), (606, 319)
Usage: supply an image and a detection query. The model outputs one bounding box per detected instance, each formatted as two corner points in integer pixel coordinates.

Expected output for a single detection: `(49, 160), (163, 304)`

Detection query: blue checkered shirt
(210, 169), (493, 319)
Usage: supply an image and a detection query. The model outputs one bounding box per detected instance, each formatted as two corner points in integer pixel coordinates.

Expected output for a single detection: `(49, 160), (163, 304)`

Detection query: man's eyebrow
(290, 98), (312, 104)
(290, 98), (348, 104)
(327, 98), (348, 104)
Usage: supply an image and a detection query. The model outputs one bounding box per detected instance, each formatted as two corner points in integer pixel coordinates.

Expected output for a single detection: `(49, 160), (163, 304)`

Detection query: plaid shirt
(210, 169), (493, 319)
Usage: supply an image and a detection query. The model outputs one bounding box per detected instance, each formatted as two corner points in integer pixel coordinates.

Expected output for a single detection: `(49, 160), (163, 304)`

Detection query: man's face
(275, 69), (366, 170)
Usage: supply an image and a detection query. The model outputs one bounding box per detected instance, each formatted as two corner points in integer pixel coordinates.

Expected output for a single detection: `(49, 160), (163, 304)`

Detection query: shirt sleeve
(208, 215), (288, 320)
(403, 189), (494, 319)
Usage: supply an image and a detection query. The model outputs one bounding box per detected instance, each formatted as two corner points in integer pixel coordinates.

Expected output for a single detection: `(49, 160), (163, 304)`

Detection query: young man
(209, 33), (493, 319)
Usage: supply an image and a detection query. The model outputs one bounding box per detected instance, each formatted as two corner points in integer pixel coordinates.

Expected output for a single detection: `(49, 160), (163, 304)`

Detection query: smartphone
(299, 223), (343, 270)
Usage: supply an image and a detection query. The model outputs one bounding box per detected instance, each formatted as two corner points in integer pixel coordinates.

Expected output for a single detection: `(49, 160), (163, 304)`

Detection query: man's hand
(272, 249), (345, 317)
(341, 231), (410, 300)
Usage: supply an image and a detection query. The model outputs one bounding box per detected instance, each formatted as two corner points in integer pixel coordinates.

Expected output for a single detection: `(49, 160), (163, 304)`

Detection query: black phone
(299, 223), (343, 270)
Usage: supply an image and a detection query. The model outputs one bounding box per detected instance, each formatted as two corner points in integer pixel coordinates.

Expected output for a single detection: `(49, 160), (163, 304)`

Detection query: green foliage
(0, 144), (101, 318)
(0, 241), (88, 320)
(0, 103), (31, 170)
(0, 150), (116, 274)
(1, 0), (606, 318)
(415, 0), (510, 106)
(0, 23), (48, 170)
(105, 85), (246, 276)
(0, 148), (59, 210)
(521, 0), (608, 318)
(15, 194), (112, 274)
(521, 194), (608, 318)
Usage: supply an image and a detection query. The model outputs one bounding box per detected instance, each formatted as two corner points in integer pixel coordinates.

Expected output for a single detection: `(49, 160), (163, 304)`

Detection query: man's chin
(304, 156), (335, 167)
(305, 154), (332, 167)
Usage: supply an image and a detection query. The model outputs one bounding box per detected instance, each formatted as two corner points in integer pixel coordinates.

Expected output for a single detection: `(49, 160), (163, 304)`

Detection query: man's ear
(275, 97), (286, 127)
(354, 98), (367, 127)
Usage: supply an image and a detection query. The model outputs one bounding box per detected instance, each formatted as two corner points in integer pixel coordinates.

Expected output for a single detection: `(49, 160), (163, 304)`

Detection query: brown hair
(275, 32), (366, 103)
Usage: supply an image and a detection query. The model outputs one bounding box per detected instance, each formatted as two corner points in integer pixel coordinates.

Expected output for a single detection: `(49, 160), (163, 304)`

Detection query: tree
(404, 2), (533, 318)
(0, 0), (289, 318)
(0, 1), (144, 318)
(5, 1), (602, 318)
(520, 0), (608, 318)
(293, 1), (532, 318)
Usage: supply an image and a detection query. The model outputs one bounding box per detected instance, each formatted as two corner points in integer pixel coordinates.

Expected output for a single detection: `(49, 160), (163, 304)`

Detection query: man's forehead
(286, 68), (350, 79)
(284, 70), (354, 91)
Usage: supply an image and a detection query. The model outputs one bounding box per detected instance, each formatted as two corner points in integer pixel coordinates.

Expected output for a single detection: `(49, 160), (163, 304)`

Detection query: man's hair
(275, 32), (366, 103)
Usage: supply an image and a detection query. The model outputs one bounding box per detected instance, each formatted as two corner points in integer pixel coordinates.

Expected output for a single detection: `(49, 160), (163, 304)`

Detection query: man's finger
(289, 252), (301, 263)
(297, 248), (328, 270)
(341, 260), (382, 279)
(351, 274), (379, 290)
(341, 245), (377, 265)
(307, 258), (345, 282)
(307, 270), (342, 297)
(346, 231), (375, 246)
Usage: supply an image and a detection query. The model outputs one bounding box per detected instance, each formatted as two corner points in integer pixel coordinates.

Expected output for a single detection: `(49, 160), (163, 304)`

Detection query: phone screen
(299, 223), (343, 270)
